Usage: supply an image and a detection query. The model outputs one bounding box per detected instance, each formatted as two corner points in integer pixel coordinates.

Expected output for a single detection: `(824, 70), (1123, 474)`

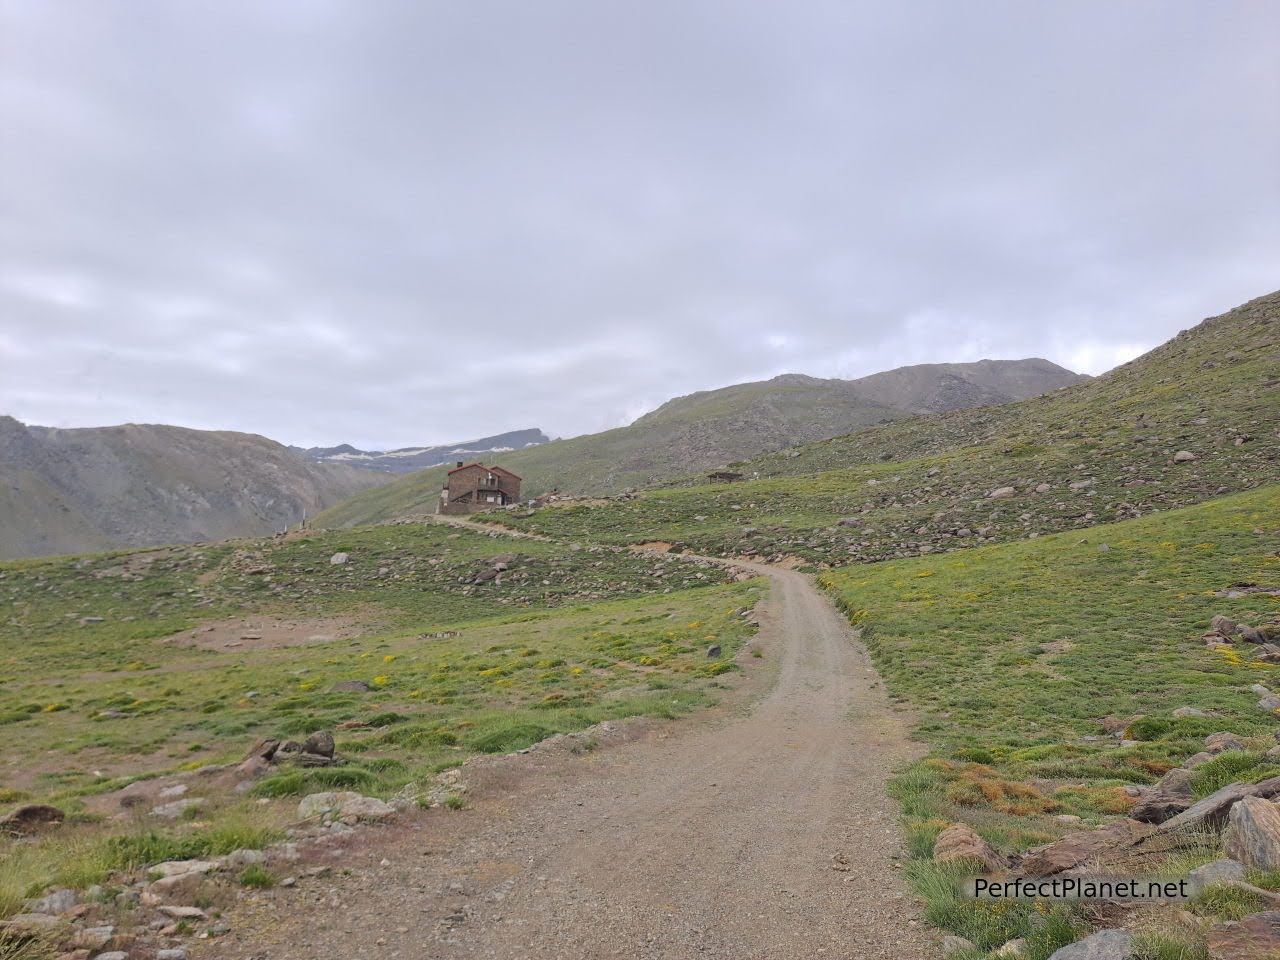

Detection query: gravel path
(204, 560), (931, 960)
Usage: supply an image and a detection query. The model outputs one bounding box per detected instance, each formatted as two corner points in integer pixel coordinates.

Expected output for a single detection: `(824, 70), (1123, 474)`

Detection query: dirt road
(206, 560), (930, 960)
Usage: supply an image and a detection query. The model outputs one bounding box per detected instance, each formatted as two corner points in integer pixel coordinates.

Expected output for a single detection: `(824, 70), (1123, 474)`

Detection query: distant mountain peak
(297, 428), (550, 475)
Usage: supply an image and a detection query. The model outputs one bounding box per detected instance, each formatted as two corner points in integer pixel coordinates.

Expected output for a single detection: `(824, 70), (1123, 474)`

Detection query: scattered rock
(297, 791), (395, 823)
(1207, 911), (1280, 959)
(995, 938), (1027, 957)
(157, 905), (206, 919)
(1259, 696), (1280, 713)
(242, 738), (279, 762)
(1205, 731), (1247, 754)
(0, 913), (67, 937)
(989, 486), (1017, 499)
(942, 934), (976, 956)
(156, 950), (188, 960)
(329, 552), (349, 565)
(150, 859), (216, 878)
(25, 889), (77, 915)
(1225, 796), (1280, 870)
(1021, 820), (1153, 876)
(152, 798), (201, 819)
(933, 823), (1006, 871)
(1244, 625), (1280, 644)
(1188, 859), (1247, 897)
(1130, 768), (1195, 824)
(705, 644), (722, 658)
(70, 925), (115, 950)
(330, 680), (371, 693)
(302, 730), (335, 758)
(223, 848), (266, 868)
(1212, 615), (1240, 635)
(1161, 782), (1259, 833)
(1047, 928), (1133, 960)
(1173, 450), (1197, 463)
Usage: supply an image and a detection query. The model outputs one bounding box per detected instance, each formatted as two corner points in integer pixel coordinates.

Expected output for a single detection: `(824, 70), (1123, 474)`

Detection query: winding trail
(206, 541), (930, 960)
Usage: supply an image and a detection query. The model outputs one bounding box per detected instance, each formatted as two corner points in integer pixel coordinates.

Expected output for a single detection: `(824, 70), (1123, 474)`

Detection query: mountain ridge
(293, 428), (550, 475)
(314, 356), (1086, 528)
(0, 417), (392, 560)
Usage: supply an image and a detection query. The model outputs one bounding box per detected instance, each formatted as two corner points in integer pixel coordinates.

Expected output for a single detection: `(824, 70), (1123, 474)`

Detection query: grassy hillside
(483, 291), (1279, 565)
(0, 523), (761, 918)
(0, 417), (391, 559)
(314, 376), (907, 526)
(823, 484), (1280, 957)
(314, 359), (1085, 528)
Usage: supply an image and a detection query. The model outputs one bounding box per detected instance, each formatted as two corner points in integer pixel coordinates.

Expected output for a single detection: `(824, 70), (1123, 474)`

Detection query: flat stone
(1021, 821), (1153, 876)
(25, 888), (77, 914)
(0, 913), (66, 936)
(151, 798), (201, 819)
(298, 791), (395, 822)
(157, 905), (206, 919)
(150, 859), (216, 878)
(1047, 928), (1133, 959)
(1188, 859), (1247, 897)
(1207, 911), (1280, 959)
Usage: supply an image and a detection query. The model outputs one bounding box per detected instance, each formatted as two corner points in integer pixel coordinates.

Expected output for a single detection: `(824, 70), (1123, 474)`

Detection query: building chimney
(456, 461), (464, 468)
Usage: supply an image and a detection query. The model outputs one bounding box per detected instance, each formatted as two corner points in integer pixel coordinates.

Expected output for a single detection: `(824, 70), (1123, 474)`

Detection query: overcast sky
(2, 1), (1277, 448)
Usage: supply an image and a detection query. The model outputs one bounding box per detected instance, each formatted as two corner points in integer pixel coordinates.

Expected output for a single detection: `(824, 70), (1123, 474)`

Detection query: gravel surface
(203, 561), (932, 960)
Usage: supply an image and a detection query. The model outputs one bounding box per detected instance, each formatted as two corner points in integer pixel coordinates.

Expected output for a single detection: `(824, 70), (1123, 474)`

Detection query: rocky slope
(0, 418), (391, 559)
(314, 358), (1084, 527)
(489, 290), (1280, 567)
(294, 428), (549, 475)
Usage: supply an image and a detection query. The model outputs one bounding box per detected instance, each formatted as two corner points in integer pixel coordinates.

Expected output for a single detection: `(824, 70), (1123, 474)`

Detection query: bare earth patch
(161, 615), (369, 651)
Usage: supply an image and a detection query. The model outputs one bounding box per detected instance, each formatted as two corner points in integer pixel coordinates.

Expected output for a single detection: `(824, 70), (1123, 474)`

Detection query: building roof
(446, 461), (522, 481)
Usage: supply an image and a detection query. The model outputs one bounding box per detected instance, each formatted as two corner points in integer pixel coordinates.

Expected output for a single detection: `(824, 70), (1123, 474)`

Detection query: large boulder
(1207, 911), (1280, 959)
(1020, 821), (1153, 877)
(1160, 782), (1258, 833)
(1047, 929), (1133, 960)
(1225, 796), (1280, 870)
(933, 824), (1006, 871)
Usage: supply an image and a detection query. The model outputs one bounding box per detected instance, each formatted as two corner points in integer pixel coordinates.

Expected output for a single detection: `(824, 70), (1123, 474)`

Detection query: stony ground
(201, 560), (931, 960)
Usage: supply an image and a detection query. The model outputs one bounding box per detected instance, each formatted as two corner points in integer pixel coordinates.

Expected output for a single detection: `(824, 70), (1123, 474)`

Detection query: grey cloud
(2, 0), (1277, 448)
